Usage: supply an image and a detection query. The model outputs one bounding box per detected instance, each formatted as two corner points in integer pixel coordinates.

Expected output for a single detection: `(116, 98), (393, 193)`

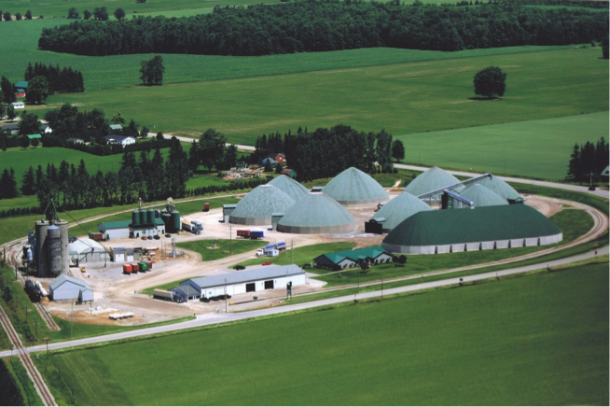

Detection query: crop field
(395, 111), (609, 180)
(0, 17), (572, 92)
(37, 263), (609, 405)
(46, 47), (608, 164)
(0, 0), (279, 19)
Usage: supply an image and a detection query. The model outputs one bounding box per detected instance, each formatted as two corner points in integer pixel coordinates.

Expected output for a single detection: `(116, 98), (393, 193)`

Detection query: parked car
(141, 236), (147, 240)
(262, 261), (272, 266)
(165, 233), (171, 238)
(153, 235), (160, 240)
(234, 265), (246, 270)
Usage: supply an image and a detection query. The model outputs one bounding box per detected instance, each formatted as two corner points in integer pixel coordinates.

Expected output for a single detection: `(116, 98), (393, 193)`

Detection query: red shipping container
(144, 260), (153, 269)
(123, 264), (132, 274)
(131, 263), (140, 272)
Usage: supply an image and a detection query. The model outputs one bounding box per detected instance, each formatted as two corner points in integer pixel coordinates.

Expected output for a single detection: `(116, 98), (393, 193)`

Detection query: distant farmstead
(105, 135), (136, 146)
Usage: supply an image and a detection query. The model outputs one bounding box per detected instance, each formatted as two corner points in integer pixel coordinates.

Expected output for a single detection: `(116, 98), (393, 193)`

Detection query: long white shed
(180, 264), (306, 300)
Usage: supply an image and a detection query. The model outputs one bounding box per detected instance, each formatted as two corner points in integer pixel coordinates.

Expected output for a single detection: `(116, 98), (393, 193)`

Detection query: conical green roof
(372, 192), (432, 232)
(323, 167), (388, 205)
(460, 184), (508, 207)
(230, 185), (295, 224)
(268, 175), (309, 201)
(278, 193), (356, 229)
(404, 167), (462, 197)
(474, 175), (522, 201)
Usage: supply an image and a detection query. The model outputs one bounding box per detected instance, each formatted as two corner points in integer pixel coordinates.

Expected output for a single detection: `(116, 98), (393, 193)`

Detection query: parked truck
(89, 232), (106, 241)
(237, 230), (251, 238)
(250, 230), (264, 240)
(256, 244), (277, 257)
(256, 242), (285, 257)
(276, 241), (287, 251)
(182, 222), (202, 235)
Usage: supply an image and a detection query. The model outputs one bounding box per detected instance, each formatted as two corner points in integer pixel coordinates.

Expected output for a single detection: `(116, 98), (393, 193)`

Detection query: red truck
(89, 232), (104, 241)
(237, 230), (251, 239)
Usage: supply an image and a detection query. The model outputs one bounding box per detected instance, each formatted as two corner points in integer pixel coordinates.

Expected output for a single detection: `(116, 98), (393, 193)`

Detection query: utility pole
(224, 278), (228, 313)
(70, 301), (74, 340)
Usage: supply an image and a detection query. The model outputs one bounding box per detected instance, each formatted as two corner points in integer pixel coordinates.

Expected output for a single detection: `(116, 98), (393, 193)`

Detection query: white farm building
(49, 275), (94, 302)
(178, 264), (306, 301)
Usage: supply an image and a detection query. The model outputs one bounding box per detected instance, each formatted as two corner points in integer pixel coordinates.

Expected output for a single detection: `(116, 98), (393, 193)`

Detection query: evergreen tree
(391, 140), (405, 162)
(0, 168), (18, 199)
(224, 144), (238, 170)
(25, 10), (32, 19)
(1, 76), (15, 104)
(198, 129), (227, 171)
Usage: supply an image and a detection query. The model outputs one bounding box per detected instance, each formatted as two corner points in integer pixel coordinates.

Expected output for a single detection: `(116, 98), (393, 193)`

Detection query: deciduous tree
(139, 56), (164, 86)
(391, 140), (405, 162)
(473, 66), (506, 99)
(25, 76), (49, 104)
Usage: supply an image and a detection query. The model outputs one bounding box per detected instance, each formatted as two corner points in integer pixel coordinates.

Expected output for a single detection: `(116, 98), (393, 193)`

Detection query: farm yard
(0, 0), (608, 405)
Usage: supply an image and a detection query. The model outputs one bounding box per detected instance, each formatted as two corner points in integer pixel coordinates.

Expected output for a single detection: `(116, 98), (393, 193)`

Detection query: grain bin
(48, 225), (62, 276)
(132, 210), (140, 226)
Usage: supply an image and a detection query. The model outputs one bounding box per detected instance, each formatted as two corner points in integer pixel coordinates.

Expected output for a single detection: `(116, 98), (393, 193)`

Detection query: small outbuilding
(98, 220), (131, 240)
(180, 264), (306, 300)
(314, 246), (392, 269)
(105, 135), (136, 146)
(49, 275), (94, 302)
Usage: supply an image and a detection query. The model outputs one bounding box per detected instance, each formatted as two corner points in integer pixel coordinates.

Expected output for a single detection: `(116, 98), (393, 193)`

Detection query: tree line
(566, 137), (608, 184)
(0, 10), (35, 21)
(25, 62), (84, 94)
(250, 125), (399, 181)
(38, 0), (608, 57)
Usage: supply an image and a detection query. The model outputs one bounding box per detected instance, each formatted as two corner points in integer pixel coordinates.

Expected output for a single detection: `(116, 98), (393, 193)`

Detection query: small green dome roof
(460, 184), (508, 207)
(231, 185), (295, 222)
(474, 175), (522, 201)
(278, 193), (355, 228)
(404, 167), (462, 197)
(372, 192), (432, 231)
(268, 175), (309, 201)
(323, 167), (388, 205)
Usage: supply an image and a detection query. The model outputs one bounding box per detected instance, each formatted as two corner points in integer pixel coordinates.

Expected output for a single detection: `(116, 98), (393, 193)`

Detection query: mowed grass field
(46, 47), (608, 161)
(396, 111), (609, 180)
(0, 18), (570, 92)
(37, 263), (609, 405)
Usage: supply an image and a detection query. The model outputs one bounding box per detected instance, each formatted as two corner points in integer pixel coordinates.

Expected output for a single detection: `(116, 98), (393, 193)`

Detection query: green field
(396, 111), (610, 180)
(177, 239), (267, 261)
(36, 263), (609, 405)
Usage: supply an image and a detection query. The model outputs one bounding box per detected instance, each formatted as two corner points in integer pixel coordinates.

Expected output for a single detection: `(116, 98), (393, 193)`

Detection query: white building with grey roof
(179, 264), (306, 300)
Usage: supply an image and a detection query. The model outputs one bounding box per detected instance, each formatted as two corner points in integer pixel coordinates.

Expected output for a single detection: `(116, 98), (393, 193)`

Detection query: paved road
(2, 244), (606, 358)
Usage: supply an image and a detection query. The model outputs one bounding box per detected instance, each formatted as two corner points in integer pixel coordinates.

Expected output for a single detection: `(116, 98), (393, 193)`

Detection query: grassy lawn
(233, 241), (356, 268)
(4, 357), (43, 406)
(177, 239), (267, 262)
(35, 262), (609, 405)
(396, 111), (609, 181)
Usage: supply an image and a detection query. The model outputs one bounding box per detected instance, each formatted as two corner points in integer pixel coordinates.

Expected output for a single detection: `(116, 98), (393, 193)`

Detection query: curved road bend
(1, 244), (607, 359)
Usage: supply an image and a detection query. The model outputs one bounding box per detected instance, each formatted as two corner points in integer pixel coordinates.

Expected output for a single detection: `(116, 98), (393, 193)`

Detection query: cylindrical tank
(59, 221), (69, 275)
(147, 209), (155, 224)
(35, 221), (50, 277)
(48, 225), (62, 275)
(132, 210), (139, 226)
(155, 210), (161, 219)
(161, 213), (171, 231)
(171, 211), (180, 233)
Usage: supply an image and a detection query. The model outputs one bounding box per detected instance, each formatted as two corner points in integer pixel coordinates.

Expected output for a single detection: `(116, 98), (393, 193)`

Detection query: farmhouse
(109, 124), (123, 132)
(281, 169), (297, 178)
(105, 135), (136, 146)
(15, 81), (28, 93)
(314, 246), (392, 269)
(178, 264), (306, 301)
(382, 204), (562, 254)
(1, 124), (19, 134)
(11, 102), (25, 109)
(49, 274), (94, 302)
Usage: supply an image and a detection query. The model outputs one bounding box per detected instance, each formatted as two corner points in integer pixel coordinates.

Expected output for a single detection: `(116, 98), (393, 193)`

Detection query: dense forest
(251, 125), (395, 181)
(38, 0), (609, 56)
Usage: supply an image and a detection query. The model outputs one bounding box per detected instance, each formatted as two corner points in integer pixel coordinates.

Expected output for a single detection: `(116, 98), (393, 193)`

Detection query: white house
(105, 135), (136, 147)
(11, 102), (25, 109)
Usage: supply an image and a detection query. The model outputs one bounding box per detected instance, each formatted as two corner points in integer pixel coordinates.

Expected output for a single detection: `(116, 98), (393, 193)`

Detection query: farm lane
(1, 244), (607, 359)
